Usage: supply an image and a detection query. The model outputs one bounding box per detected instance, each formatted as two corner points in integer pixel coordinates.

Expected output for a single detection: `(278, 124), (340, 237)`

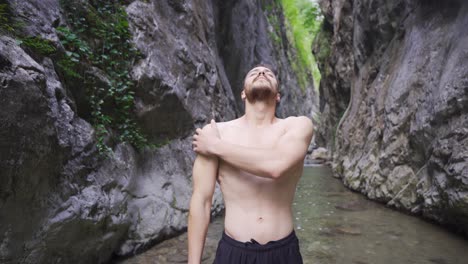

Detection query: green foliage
(302, 3), (322, 34)
(57, 57), (82, 79)
(1, 0), (155, 157)
(20, 36), (56, 55)
(263, 0), (282, 44)
(58, 0), (154, 157)
(0, 2), (25, 34)
(266, 11), (282, 46)
(263, 1), (308, 91)
(1, 2), (56, 57)
(280, 0), (323, 90)
(313, 27), (332, 70)
(1, 2), (55, 58)
(265, 4), (274, 12)
(0, 3), (14, 33)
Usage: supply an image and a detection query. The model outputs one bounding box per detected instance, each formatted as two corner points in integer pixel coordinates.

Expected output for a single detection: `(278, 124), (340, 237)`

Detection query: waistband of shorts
(221, 230), (298, 252)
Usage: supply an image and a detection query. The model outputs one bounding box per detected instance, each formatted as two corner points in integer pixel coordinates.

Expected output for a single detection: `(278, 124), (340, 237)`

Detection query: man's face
(243, 66), (279, 103)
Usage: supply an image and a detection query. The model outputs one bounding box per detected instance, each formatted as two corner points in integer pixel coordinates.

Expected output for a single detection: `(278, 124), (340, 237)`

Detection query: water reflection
(116, 165), (468, 264)
(295, 165), (468, 264)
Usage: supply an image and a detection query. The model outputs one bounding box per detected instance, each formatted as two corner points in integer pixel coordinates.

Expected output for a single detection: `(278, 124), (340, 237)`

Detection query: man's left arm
(193, 116), (314, 179)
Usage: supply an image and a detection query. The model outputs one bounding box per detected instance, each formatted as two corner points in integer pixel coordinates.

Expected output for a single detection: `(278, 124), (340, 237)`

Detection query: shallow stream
(118, 165), (468, 264)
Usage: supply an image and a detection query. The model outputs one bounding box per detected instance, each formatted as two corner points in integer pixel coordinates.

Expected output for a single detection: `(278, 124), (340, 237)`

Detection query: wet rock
(335, 200), (368, 211)
(309, 247), (335, 262)
(386, 230), (403, 237)
(335, 227), (362, 236)
(311, 147), (330, 161)
(353, 260), (370, 264)
(318, 225), (362, 237)
(429, 258), (449, 264)
(323, 191), (351, 197)
(166, 252), (188, 263)
(312, 0), (353, 149)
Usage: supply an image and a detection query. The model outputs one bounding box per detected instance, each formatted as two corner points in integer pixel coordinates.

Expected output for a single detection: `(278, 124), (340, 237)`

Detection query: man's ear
(241, 90), (246, 101)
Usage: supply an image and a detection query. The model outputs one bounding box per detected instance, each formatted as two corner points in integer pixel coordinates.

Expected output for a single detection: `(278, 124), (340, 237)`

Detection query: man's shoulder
(283, 116), (314, 140)
(284, 116), (313, 127)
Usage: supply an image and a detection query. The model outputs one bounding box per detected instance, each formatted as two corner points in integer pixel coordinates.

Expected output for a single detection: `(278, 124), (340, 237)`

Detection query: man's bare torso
(216, 117), (303, 244)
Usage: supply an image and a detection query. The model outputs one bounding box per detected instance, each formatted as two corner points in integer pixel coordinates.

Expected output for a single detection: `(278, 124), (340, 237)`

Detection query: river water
(117, 165), (468, 264)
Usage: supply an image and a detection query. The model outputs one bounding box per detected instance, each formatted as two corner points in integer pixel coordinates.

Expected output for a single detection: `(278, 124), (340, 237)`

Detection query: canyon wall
(314, 0), (468, 235)
(0, 0), (316, 263)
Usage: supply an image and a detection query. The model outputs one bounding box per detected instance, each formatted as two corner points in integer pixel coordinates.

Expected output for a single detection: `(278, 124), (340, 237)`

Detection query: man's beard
(245, 80), (277, 103)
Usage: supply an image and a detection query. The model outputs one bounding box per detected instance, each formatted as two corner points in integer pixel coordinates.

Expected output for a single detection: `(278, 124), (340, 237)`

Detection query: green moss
(269, 30), (281, 45)
(20, 36), (56, 55)
(57, 58), (82, 79)
(0, 2), (26, 35)
(0, 3), (14, 33)
(262, 0), (323, 91)
(313, 27), (332, 63)
(280, 0), (323, 90)
(290, 53), (308, 92)
(1, 3), (54, 57)
(266, 12), (282, 46)
(263, 0), (283, 47)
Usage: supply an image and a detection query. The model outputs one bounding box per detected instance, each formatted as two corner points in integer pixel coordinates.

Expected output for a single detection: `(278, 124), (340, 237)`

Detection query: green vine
(57, 0), (154, 156)
(1, 0), (155, 157)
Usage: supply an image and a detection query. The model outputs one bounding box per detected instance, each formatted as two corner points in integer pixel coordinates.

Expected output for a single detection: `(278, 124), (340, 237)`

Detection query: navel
(257, 216), (264, 223)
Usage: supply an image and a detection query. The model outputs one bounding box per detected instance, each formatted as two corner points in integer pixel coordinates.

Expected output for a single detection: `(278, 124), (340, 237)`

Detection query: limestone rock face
(0, 0), (316, 263)
(312, 0), (353, 149)
(315, 0), (468, 235)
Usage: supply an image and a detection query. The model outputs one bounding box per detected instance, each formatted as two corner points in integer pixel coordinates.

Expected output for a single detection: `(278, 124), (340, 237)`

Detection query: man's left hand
(192, 119), (220, 156)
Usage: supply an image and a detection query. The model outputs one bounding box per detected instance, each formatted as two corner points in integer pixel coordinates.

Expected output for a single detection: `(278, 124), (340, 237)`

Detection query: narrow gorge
(0, 0), (467, 263)
(0, 0), (316, 263)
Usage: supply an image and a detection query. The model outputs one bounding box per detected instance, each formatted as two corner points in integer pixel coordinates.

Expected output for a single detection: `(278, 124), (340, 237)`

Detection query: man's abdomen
(217, 162), (301, 244)
(223, 204), (295, 245)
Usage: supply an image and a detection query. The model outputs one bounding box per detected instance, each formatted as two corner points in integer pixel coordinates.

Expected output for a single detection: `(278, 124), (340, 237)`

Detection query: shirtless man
(188, 65), (314, 264)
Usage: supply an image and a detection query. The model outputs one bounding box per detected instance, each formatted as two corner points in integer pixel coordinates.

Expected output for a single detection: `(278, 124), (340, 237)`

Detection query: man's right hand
(192, 119), (221, 156)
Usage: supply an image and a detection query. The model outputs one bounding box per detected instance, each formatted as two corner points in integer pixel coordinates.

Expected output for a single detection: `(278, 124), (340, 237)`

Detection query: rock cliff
(0, 0), (316, 263)
(314, 0), (468, 236)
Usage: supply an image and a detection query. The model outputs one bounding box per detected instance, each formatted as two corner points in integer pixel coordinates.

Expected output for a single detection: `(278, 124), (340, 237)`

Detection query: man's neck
(243, 100), (277, 127)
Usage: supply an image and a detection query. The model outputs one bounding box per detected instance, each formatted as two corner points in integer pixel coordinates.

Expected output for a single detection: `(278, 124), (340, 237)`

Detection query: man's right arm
(194, 117), (313, 179)
(188, 153), (218, 264)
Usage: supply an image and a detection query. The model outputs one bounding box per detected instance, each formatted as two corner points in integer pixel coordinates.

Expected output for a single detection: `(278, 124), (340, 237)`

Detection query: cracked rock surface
(314, 0), (468, 236)
(0, 0), (316, 263)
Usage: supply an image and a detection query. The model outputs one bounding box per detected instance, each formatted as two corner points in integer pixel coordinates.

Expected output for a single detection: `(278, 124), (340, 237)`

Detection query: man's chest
(219, 125), (285, 148)
(216, 123), (287, 184)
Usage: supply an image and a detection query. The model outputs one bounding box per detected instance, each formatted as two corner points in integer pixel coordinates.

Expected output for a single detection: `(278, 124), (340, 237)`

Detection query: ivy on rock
(57, 0), (155, 156)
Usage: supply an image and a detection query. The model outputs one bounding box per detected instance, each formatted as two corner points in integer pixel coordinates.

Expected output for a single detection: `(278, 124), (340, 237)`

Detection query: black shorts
(213, 230), (303, 264)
